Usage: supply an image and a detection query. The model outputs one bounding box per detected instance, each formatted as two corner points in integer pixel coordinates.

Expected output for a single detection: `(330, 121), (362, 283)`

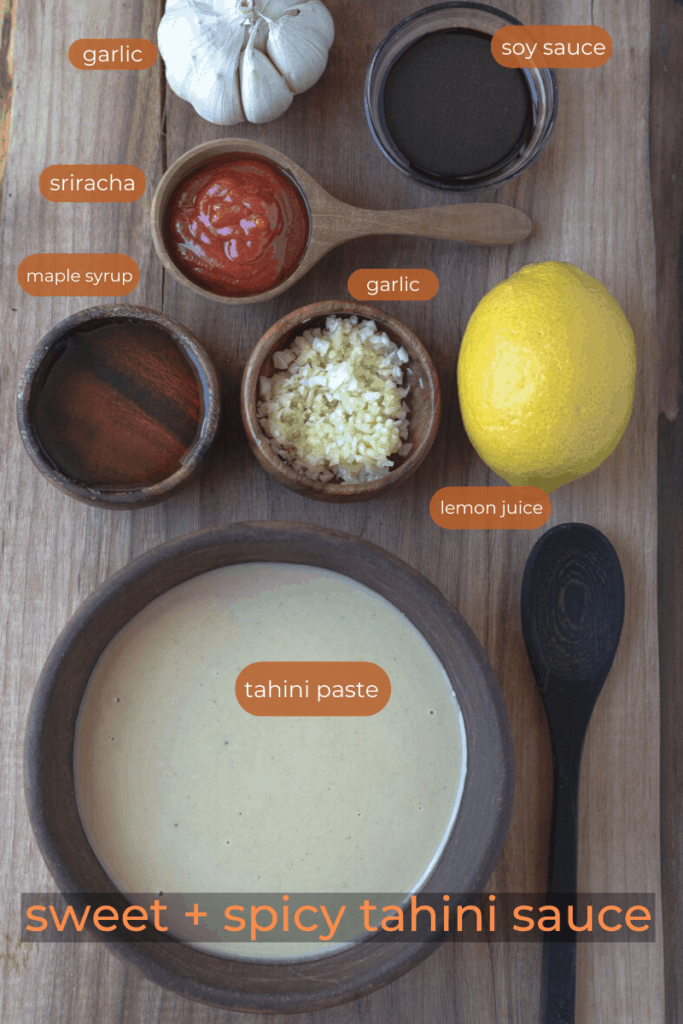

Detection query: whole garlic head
(158, 0), (335, 125)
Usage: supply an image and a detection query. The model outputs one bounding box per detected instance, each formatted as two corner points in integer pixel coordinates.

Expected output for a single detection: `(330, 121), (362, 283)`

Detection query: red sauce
(165, 155), (309, 297)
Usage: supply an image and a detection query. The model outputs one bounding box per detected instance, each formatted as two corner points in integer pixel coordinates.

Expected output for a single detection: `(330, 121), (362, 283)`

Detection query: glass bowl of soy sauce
(365, 2), (558, 191)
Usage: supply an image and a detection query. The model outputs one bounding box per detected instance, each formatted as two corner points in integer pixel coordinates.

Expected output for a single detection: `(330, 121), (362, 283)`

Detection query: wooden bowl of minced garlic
(241, 301), (441, 502)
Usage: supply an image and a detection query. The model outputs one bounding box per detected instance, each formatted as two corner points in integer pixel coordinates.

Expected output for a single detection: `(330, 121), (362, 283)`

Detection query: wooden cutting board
(0, 0), (663, 1021)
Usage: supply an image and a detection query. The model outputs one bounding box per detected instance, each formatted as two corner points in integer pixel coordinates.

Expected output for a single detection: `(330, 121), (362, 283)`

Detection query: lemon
(456, 261), (636, 494)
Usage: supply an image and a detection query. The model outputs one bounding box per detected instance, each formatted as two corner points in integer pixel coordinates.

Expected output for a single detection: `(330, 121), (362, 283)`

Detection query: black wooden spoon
(521, 523), (625, 1024)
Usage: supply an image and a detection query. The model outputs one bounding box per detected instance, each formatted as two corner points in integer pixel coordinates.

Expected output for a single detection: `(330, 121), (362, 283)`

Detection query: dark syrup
(381, 28), (533, 182)
(33, 319), (202, 489)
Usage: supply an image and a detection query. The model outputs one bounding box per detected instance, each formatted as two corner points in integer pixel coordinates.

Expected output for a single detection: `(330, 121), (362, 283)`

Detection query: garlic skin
(240, 21), (293, 124)
(263, 1), (335, 93)
(158, 0), (335, 126)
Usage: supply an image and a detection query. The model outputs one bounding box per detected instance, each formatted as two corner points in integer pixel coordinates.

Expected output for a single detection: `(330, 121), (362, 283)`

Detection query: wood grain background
(651, 0), (683, 1020)
(0, 0), (669, 1021)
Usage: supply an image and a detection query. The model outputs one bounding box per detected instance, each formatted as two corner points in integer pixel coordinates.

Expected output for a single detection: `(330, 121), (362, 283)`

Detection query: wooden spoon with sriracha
(151, 138), (532, 305)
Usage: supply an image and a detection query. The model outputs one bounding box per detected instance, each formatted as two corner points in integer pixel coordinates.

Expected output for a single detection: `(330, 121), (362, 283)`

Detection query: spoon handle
(542, 707), (586, 1024)
(542, 940), (576, 1024)
(542, 813), (578, 1021)
(329, 202), (532, 246)
(547, 722), (584, 894)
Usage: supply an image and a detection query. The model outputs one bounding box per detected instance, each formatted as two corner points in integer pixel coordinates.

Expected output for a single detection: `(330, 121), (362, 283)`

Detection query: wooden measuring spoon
(520, 523), (625, 1024)
(151, 138), (532, 305)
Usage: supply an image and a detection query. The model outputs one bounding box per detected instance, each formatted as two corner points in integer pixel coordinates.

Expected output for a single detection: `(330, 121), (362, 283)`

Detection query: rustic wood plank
(0, 0), (15, 225)
(0, 0), (664, 1021)
(651, 0), (683, 1021)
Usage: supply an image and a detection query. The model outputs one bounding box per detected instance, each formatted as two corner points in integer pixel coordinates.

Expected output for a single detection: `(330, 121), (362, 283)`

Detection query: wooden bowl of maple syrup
(17, 305), (220, 509)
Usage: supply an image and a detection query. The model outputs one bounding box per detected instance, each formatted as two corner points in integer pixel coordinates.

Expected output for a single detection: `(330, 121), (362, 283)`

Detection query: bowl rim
(240, 300), (441, 502)
(364, 1), (560, 192)
(16, 304), (221, 509)
(25, 521), (514, 1013)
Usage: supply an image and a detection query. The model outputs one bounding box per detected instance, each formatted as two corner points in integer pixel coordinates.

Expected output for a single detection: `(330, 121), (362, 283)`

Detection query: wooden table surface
(0, 0), (677, 1021)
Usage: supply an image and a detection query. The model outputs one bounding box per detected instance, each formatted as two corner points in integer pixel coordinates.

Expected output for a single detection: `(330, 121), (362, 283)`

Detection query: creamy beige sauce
(74, 563), (466, 959)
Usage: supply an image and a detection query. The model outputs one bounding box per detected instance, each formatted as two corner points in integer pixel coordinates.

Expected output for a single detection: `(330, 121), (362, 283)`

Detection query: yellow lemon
(457, 261), (636, 494)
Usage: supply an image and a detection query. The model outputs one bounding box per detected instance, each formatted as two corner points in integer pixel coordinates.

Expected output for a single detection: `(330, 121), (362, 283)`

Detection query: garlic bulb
(158, 0), (334, 126)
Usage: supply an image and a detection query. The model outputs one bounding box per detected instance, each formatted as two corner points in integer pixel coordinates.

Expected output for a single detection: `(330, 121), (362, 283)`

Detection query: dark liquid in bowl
(381, 28), (533, 183)
(32, 320), (202, 490)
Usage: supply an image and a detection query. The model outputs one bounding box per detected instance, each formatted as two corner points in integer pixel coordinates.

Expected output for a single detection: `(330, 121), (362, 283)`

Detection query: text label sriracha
(39, 164), (146, 203)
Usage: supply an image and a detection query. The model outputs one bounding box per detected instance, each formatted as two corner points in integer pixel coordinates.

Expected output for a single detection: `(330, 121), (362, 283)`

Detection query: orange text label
(430, 487), (551, 529)
(491, 26), (612, 68)
(68, 39), (158, 70)
(39, 165), (146, 203)
(348, 269), (439, 301)
(235, 662), (391, 716)
(18, 254), (139, 296)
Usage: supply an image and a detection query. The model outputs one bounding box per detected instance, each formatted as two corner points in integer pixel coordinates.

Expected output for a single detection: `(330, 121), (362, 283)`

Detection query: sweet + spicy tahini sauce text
(165, 155), (309, 297)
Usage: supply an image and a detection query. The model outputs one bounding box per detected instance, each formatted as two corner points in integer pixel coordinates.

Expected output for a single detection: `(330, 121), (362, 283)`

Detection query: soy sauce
(32, 320), (202, 489)
(380, 28), (533, 183)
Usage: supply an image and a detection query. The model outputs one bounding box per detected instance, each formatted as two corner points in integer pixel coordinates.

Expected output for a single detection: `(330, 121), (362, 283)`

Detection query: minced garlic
(257, 315), (411, 483)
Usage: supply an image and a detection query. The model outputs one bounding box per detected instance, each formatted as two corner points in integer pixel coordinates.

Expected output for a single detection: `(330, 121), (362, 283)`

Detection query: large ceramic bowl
(25, 522), (513, 1013)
